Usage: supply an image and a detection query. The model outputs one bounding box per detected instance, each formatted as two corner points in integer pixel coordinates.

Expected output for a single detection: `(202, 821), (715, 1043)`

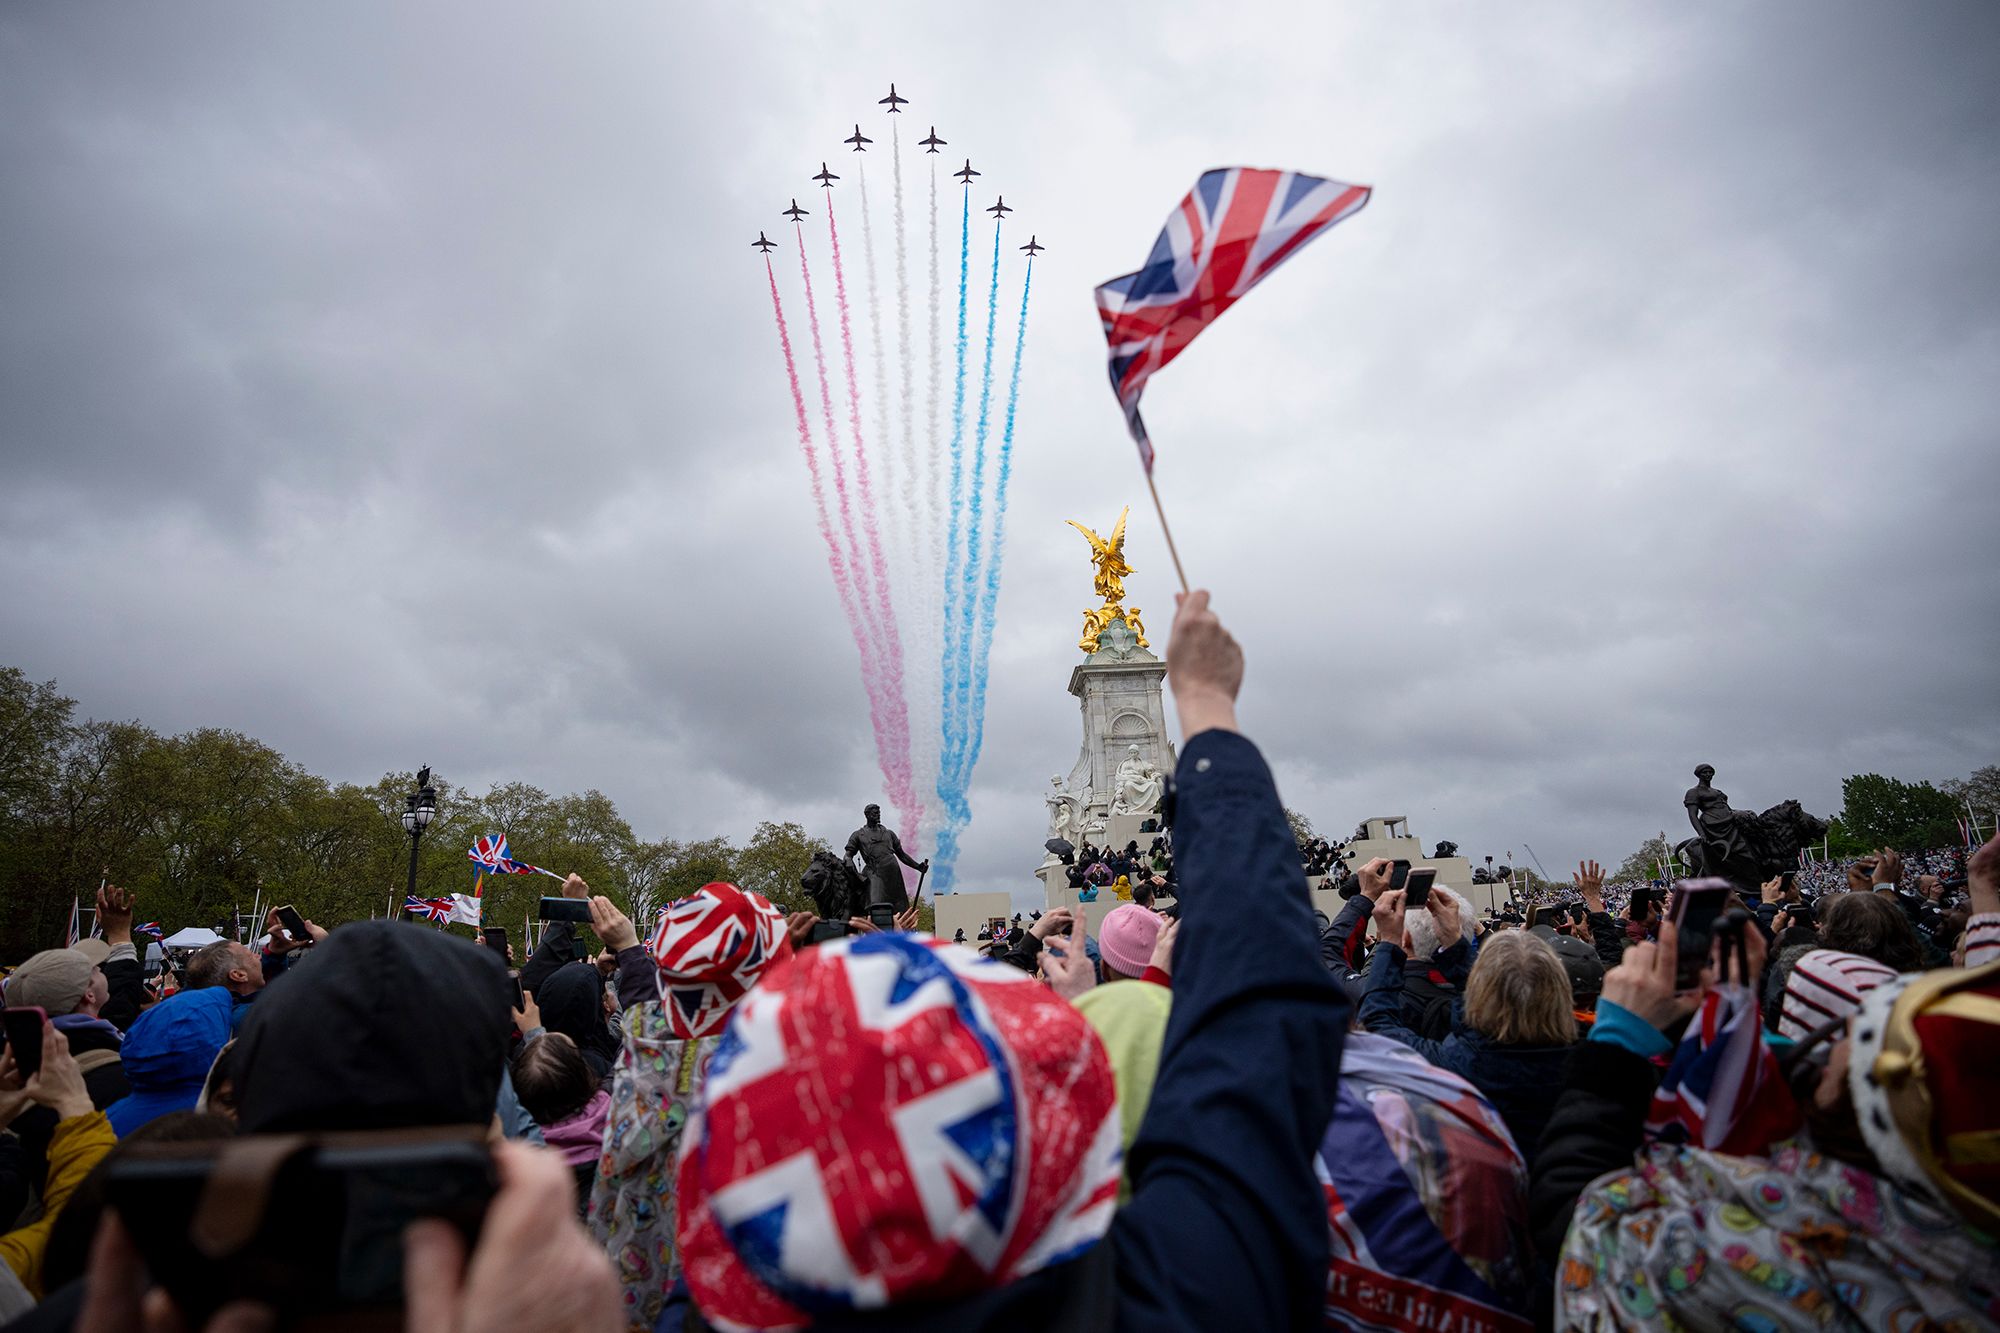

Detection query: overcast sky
(3, 1), (1996, 899)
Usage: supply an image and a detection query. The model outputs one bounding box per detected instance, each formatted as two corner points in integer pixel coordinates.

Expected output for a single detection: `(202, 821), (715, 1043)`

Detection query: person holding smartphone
(0, 1020), (116, 1298)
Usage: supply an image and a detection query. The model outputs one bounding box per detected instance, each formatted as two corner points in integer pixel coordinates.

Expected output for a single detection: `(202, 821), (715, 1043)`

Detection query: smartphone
(1389, 860), (1413, 891)
(481, 927), (509, 954)
(275, 904), (310, 945)
(507, 971), (524, 1011)
(1404, 868), (1437, 909)
(1668, 880), (1733, 989)
(808, 920), (850, 944)
(1779, 870), (1798, 897)
(105, 1128), (495, 1326)
(867, 902), (897, 931)
(3, 1006), (49, 1078)
(537, 896), (593, 924)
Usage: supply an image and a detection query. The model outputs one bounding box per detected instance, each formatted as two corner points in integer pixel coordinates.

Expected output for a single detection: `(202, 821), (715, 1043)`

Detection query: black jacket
(1526, 1040), (1659, 1265)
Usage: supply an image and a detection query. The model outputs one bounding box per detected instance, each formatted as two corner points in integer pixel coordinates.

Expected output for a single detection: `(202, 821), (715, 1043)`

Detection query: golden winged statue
(1067, 507), (1133, 604)
(1068, 507), (1147, 653)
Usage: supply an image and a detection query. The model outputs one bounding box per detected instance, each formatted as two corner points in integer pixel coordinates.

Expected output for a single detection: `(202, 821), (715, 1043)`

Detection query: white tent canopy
(159, 926), (222, 950)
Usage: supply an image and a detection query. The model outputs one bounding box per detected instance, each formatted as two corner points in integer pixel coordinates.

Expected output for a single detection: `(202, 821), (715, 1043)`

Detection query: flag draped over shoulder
(1645, 984), (1800, 1155)
(1095, 167), (1371, 472)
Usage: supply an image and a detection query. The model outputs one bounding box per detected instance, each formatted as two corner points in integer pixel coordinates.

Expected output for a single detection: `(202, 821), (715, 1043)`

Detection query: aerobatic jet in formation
(753, 232), (777, 253)
(987, 196), (1013, 219)
(813, 162), (839, 187)
(920, 127), (945, 152)
(954, 160), (980, 184)
(1020, 236), (1044, 256)
(879, 84), (907, 112)
(845, 124), (872, 151)
(783, 199), (809, 221)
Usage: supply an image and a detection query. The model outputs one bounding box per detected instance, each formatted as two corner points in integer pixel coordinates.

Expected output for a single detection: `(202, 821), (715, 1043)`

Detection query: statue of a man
(1046, 776), (1078, 840)
(845, 803), (928, 910)
(1110, 744), (1165, 816)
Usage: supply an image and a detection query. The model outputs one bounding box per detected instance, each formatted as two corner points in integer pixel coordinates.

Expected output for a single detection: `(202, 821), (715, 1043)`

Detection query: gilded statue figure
(1069, 507), (1148, 653)
(1067, 508), (1134, 605)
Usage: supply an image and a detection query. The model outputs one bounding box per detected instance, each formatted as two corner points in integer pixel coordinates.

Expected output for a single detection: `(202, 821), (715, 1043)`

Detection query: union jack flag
(1646, 983), (1800, 1155)
(404, 895), (454, 922)
(677, 934), (1121, 1325)
(133, 921), (162, 937)
(651, 882), (790, 1040)
(1096, 167), (1371, 471)
(468, 835), (526, 875)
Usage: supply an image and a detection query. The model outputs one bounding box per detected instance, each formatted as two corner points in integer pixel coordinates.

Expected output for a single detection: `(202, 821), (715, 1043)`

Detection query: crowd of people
(3, 590), (1997, 1332)
(1050, 835), (1173, 905)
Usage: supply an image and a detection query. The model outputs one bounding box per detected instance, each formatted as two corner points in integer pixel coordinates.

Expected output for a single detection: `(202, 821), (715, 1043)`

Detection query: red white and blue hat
(676, 933), (1122, 1330)
(650, 882), (790, 1041)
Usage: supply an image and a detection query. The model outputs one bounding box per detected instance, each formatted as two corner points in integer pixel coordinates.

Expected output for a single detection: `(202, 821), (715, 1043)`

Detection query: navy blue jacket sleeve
(1111, 730), (1347, 1333)
(1318, 891), (1374, 973)
(519, 920), (580, 996)
(1358, 943), (1448, 1064)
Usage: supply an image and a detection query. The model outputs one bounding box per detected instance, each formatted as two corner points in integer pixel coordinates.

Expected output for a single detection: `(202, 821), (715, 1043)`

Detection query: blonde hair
(1463, 931), (1576, 1046)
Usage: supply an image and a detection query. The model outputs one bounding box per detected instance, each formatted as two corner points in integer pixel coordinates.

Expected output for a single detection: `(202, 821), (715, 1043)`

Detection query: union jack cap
(651, 882), (791, 1041)
(676, 934), (1121, 1328)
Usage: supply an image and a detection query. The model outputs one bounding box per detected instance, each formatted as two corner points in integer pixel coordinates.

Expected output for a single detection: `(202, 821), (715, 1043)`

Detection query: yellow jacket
(1, 1110), (116, 1298)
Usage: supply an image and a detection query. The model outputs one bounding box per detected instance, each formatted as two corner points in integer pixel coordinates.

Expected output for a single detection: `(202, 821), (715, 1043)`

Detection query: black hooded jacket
(532, 960), (619, 1077)
(232, 919), (512, 1134)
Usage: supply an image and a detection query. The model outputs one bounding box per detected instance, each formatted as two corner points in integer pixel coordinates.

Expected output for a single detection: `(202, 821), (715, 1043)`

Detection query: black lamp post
(402, 766), (437, 899)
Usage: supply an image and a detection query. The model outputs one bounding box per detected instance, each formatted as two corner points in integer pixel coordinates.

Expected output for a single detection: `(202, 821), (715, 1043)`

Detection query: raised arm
(1112, 592), (1347, 1333)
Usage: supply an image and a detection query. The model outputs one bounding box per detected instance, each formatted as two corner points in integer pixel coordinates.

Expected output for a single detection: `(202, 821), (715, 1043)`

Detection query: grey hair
(1404, 886), (1473, 961)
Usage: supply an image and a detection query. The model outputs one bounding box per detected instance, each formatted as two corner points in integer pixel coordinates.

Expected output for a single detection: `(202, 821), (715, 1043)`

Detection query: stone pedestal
(1061, 615), (1173, 831)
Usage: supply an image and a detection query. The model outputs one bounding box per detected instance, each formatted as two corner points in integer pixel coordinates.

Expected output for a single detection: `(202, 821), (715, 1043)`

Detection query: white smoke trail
(916, 153), (946, 856)
(855, 159), (894, 582)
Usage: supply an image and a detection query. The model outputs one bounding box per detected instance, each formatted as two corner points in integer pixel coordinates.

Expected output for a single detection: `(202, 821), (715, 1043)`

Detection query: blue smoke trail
(960, 259), (1033, 787)
(948, 221), (1003, 791)
(933, 188), (972, 889)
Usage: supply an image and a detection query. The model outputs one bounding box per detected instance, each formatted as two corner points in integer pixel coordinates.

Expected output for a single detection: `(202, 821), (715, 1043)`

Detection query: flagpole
(1145, 470), (1190, 594)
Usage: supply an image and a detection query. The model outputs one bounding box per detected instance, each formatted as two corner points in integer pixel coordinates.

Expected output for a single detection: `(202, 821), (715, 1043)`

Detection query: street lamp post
(402, 766), (437, 901)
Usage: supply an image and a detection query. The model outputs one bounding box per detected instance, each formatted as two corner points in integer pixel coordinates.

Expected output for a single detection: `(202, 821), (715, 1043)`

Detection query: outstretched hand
(586, 896), (638, 953)
(1166, 590), (1242, 742)
(1041, 939), (1097, 1003)
(1572, 860), (1606, 911)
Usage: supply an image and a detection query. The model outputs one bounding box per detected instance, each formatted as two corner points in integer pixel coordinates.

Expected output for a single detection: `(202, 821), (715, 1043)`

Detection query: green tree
(1283, 808), (1315, 856)
(1836, 773), (1962, 851)
(1941, 766), (2000, 827)
(735, 821), (830, 916)
(1612, 835), (1677, 883)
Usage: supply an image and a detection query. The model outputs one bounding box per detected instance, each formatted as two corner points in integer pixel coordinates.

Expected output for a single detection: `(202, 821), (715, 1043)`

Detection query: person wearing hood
(104, 987), (234, 1137)
(531, 959), (620, 1079)
(1360, 893), (1577, 1166)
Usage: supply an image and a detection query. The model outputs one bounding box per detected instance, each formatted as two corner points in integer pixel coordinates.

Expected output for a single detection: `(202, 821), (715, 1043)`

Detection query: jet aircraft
(813, 162), (839, 187)
(782, 199), (809, 222)
(986, 196), (1013, 218)
(879, 84), (907, 112)
(919, 127), (945, 152)
(954, 159), (980, 184)
(1019, 235), (1044, 256)
(753, 232), (777, 253)
(845, 124), (872, 151)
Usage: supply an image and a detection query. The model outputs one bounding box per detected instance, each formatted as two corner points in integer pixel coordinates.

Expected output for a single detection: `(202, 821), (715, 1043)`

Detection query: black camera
(105, 1127), (495, 1327)
(1335, 872), (1362, 900)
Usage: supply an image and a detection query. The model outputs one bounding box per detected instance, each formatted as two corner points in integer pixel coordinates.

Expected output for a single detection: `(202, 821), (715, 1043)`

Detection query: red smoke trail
(827, 198), (919, 830)
(787, 239), (893, 764)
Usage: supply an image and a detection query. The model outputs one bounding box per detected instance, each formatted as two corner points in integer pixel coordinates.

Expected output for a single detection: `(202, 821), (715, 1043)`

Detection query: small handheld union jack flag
(133, 921), (162, 937)
(467, 834), (564, 880)
(1095, 167), (1371, 473)
(404, 895), (454, 923)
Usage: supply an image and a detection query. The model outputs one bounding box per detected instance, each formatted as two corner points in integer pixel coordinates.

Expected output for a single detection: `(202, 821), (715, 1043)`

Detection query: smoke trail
(890, 120), (917, 579)
(959, 259), (1034, 786)
(933, 187), (972, 888)
(855, 160), (894, 584)
(945, 219), (1004, 794)
(916, 153), (944, 857)
(797, 218), (882, 670)
(828, 197), (919, 829)
(768, 253), (888, 776)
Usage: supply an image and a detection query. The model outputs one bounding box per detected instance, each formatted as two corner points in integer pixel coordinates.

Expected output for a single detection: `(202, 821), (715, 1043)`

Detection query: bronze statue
(1676, 763), (1828, 889)
(845, 804), (928, 910)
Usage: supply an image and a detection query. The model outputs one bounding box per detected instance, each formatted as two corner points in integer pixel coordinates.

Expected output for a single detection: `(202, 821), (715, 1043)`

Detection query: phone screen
(1404, 868), (1436, 908)
(537, 896), (593, 924)
(3, 1007), (48, 1078)
(481, 928), (508, 953)
(1389, 860), (1413, 891)
(1669, 881), (1732, 988)
(275, 905), (309, 943)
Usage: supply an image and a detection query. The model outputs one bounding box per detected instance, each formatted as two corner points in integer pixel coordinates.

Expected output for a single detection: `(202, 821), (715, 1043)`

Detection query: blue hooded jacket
(105, 987), (234, 1137)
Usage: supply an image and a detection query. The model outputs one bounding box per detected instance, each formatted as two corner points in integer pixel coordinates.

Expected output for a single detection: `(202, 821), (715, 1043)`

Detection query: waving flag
(404, 895), (454, 923)
(133, 921), (162, 937)
(1646, 984), (1800, 1155)
(1095, 168), (1371, 471)
(468, 834), (563, 880)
